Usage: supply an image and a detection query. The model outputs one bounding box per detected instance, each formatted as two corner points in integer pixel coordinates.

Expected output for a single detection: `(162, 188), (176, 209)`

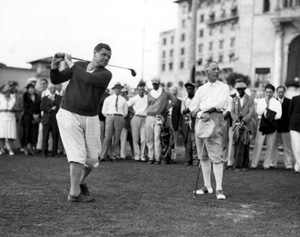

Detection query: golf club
(193, 161), (201, 198)
(54, 53), (136, 77)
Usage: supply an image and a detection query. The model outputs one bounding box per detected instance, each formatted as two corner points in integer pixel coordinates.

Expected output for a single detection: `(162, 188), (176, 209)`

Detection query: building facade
(158, 0), (300, 94)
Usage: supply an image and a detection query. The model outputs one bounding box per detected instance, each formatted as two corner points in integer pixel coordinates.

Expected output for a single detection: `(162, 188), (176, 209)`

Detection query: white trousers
(251, 124), (277, 169)
(270, 132), (294, 168)
(290, 130), (300, 172)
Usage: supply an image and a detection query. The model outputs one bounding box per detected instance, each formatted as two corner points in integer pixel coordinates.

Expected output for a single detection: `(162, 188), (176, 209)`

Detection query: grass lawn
(0, 149), (300, 237)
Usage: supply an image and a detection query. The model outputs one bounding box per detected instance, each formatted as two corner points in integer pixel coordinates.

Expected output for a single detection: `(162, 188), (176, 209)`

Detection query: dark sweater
(50, 61), (112, 116)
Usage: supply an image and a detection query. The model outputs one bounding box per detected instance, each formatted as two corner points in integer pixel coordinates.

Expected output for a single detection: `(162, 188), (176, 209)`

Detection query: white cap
(27, 77), (37, 84)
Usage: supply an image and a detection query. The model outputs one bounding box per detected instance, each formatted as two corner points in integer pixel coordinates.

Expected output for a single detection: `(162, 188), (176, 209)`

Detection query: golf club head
(130, 69), (137, 77)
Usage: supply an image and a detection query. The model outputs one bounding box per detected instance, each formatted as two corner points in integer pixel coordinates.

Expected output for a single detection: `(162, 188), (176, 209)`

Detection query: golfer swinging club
(189, 61), (229, 200)
(50, 43), (112, 203)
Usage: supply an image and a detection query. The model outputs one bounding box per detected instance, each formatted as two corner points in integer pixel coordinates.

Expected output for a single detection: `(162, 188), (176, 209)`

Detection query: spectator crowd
(0, 66), (300, 175)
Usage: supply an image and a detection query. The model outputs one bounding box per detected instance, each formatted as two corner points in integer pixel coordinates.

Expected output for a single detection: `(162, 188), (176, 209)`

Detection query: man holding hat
(50, 43), (112, 203)
(99, 82), (128, 162)
(189, 61), (229, 200)
(230, 80), (255, 171)
(145, 77), (177, 164)
(181, 82), (197, 166)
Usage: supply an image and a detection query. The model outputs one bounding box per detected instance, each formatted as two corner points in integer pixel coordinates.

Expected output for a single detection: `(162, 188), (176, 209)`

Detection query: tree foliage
(226, 72), (250, 87)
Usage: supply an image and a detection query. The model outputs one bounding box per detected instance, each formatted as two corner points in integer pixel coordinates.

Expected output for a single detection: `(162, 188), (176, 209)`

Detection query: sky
(0, 0), (178, 87)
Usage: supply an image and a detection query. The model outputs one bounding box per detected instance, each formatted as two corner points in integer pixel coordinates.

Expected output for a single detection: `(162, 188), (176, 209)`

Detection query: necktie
(115, 95), (118, 112)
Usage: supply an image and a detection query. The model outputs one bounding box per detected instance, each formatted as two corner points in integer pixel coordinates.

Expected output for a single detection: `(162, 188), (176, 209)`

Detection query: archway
(286, 35), (300, 86)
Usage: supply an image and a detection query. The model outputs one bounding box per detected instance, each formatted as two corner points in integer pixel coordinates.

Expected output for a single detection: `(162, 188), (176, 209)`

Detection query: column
(273, 22), (283, 88)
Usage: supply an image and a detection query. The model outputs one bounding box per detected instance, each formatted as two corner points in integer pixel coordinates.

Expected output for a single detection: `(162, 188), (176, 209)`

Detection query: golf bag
(160, 124), (174, 164)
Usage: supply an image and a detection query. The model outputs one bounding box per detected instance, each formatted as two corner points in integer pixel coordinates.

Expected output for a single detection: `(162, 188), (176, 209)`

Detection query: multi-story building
(158, 0), (300, 94)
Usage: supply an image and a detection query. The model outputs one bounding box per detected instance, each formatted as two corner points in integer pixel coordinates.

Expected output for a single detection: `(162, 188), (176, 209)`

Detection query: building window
(162, 51), (166, 58)
(198, 43), (203, 53)
(230, 37), (236, 47)
(171, 36), (174, 44)
(220, 24), (224, 33)
(199, 29), (204, 37)
(182, 19), (186, 28)
(209, 11), (215, 21)
(170, 49), (173, 58)
(197, 58), (203, 66)
(254, 68), (270, 88)
(181, 33), (185, 42)
(180, 61), (184, 69)
(219, 55), (223, 63)
(200, 14), (204, 23)
(169, 62), (173, 71)
(219, 39), (224, 49)
(209, 41), (213, 51)
(162, 63), (165, 71)
(163, 38), (167, 45)
(263, 0), (270, 12)
(221, 8), (226, 18)
(231, 22), (236, 31)
(209, 27), (214, 36)
(181, 48), (185, 55)
(229, 52), (235, 62)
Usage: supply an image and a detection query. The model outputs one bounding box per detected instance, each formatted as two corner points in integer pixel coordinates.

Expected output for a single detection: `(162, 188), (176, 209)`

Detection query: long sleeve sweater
(50, 61), (112, 116)
(147, 90), (177, 116)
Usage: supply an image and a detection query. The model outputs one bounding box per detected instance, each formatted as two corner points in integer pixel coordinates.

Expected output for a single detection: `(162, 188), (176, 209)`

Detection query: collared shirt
(237, 95), (245, 107)
(127, 94), (148, 116)
(102, 94), (128, 117)
(278, 97), (284, 104)
(181, 97), (193, 114)
(189, 80), (230, 118)
(256, 97), (282, 120)
(150, 87), (162, 99)
(41, 89), (51, 98)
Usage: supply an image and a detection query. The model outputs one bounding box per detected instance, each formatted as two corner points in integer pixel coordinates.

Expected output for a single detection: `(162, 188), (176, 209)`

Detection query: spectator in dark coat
(21, 84), (41, 155)
(169, 86), (183, 162)
(40, 84), (62, 157)
(270, 86), (294, 169)
(289, 88), (300, 173)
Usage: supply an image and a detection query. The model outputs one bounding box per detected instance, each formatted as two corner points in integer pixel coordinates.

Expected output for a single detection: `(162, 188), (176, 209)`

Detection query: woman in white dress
(0, 85), (18, 155)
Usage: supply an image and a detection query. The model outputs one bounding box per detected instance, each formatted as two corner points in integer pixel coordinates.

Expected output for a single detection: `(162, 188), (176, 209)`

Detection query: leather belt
(107, 114), (123, 116)
(135, 115), (146, 117)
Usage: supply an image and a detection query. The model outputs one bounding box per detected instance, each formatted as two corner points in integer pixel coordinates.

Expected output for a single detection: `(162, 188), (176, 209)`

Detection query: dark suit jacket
(40, 94), (62, 126)
(289, 95), (300, 133)
(231, 94), (255, 132)
(171, 98), (182, 131)
(277, 97), (291, 133)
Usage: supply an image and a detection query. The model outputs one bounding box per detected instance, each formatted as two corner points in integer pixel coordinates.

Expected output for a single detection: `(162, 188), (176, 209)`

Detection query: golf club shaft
(55, 54), (134, 73)
(194, 163), (201, 198)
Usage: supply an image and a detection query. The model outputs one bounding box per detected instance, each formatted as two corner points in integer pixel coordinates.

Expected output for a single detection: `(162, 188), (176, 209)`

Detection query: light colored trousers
(290, 130), (300, 172)
(195, 113), (225, 164)
(223, 124), (234, 166)
(145, 115), (162, 161)
(130, 115), (146, 161)
(120, 128), (128, 158)
(270, 132), (294, 168)
(100, 115), (124, 159)
(251, 122), (277, 168)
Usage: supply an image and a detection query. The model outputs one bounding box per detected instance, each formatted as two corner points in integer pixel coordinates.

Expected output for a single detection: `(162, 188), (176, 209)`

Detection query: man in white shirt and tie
(127, 81), (148, 162)
(99, 82), (128, 162)
(189, 61), (229, 200)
